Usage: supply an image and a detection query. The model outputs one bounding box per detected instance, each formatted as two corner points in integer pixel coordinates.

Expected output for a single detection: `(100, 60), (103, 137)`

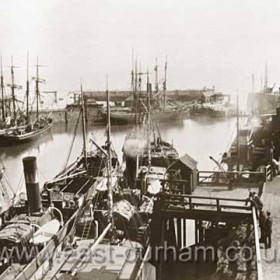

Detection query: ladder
(81, 219), (92, 239)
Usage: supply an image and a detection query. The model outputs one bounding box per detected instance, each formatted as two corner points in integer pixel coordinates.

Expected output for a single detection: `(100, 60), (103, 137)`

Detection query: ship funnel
(23, 156), (42, 214)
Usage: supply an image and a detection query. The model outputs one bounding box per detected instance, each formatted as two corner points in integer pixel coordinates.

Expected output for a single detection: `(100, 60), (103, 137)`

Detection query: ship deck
(37, 240), (149, 280)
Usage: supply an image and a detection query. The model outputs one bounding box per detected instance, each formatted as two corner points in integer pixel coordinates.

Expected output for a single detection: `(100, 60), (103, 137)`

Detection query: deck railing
(156, 192), (251, 214)
(198, 170), (266, 186)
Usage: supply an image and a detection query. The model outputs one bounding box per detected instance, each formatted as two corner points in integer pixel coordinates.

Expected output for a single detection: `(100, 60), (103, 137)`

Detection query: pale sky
(1, 0), (280, 100)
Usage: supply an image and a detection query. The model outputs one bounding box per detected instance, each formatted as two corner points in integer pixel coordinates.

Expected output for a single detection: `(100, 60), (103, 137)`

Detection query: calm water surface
(0, 116), (237, 195)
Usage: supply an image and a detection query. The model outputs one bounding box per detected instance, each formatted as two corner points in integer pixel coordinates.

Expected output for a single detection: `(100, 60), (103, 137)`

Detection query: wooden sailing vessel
(0, 56), (21, 136)
(107, 59), (187, 125)
(0, 56), (52, 146)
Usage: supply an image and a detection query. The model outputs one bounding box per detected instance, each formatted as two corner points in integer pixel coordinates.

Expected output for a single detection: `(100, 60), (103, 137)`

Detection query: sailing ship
(108, 59), (187, 125)
(0, 56), (52, 146)
(123, 71), (180, 192)
(0, 87), (119, 280)
(0, 56), (23, 136)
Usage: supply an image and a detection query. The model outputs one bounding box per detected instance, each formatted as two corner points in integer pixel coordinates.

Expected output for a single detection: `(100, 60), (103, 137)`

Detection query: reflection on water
(0, 116), (236, 195)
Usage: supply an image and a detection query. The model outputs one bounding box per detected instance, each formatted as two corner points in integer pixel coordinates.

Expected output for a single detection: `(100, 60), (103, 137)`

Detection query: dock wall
(29, 108), (104, 124)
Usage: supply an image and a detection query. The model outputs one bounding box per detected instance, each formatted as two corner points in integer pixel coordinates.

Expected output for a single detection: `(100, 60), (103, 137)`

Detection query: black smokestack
(23, 156), (41, 214)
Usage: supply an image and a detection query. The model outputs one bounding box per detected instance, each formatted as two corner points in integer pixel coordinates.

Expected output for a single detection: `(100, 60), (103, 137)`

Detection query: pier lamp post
(49, 206), (64, 227)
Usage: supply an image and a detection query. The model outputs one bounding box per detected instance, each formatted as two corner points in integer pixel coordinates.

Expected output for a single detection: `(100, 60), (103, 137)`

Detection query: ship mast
(264, 61), (268, 91)
(163, 57), (167, 109)
(106, 76), (114, 237)
(35, 57), (40, 121)
(154, 58), (159, 108)
(10, 57), (17, 120)
(80, 84), (88, 168)
(26, 53), (30, 124)
(134, 59), (138, 125)
(236, 90), (240, 172)
(0, 54), (5, 122)
(147, 69), (151, 171)
(251, 73), (254, 115)
(131, 48), (134, 92)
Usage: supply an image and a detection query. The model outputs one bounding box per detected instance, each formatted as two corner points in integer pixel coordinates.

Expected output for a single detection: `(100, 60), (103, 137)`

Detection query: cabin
(200, 91), (230, 104)
(166, 153), (198, 194)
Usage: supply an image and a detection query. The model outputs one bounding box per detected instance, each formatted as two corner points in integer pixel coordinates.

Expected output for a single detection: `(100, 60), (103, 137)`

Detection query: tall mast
(26, 52), (30, 124)
(134, 59), (138, 125)
(11, 56), (16, 120)
(147, 69), (151, 171)
(154, 58), (158, 93)
(138, 62), (142, 94)
(106, 76), (114, 235)
(264, 61), (268, 90)
(35, 57), (39, 121)
(154, 58), (159, 108)
(236, 90), (240, 172)
(264, 61), (268, 112)
(131, 48), (134, 92)
(0, 53), (5, 122)
(80, 84), (87, 168)
(251, 73), (254, 115)
(163, 57), (167, 109)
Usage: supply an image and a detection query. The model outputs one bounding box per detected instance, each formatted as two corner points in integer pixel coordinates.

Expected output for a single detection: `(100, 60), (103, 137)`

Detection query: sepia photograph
(0, 0), (279, 279)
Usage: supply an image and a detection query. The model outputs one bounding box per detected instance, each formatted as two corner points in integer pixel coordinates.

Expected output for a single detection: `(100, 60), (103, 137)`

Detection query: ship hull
(109, 108), (186, 124)
(0, 123), (52, 146)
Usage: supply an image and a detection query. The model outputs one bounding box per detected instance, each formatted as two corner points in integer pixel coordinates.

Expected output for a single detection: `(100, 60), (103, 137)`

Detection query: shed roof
(169, 153), (198, 171)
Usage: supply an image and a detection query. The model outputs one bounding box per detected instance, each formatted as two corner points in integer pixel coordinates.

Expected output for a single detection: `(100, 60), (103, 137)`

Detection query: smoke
(123, 138), (147, 158)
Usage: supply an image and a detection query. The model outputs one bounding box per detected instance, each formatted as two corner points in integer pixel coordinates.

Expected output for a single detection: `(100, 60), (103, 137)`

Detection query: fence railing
(198, 170), (266, 186)
(157, 193), (251, 214)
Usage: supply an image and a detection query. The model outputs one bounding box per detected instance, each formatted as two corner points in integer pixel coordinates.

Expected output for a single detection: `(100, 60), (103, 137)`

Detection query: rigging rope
(64, 109), (81, 170)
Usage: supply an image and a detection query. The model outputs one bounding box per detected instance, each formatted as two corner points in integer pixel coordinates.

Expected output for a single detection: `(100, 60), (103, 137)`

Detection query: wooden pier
(150, 173), (265, 280)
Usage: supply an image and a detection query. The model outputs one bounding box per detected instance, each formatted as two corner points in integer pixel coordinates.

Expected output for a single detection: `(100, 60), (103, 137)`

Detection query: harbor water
(0, 116), (237, 192)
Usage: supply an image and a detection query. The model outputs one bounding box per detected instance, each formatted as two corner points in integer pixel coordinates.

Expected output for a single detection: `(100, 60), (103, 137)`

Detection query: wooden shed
(167, 153), (198, 194)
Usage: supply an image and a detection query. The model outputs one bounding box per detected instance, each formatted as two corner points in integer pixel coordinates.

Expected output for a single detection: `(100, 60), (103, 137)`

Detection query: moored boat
(0, 56), (52, 146)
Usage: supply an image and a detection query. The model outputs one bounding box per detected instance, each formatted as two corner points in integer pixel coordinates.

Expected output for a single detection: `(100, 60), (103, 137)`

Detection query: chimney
(23, 156), (41, 214)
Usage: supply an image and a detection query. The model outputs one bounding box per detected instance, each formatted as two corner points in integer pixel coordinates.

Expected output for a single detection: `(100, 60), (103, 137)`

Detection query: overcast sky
(0, 0), (280, 100)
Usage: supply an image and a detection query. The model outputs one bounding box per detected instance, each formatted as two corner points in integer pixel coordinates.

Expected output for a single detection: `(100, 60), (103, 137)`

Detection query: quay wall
(29, 108), (104, 124)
